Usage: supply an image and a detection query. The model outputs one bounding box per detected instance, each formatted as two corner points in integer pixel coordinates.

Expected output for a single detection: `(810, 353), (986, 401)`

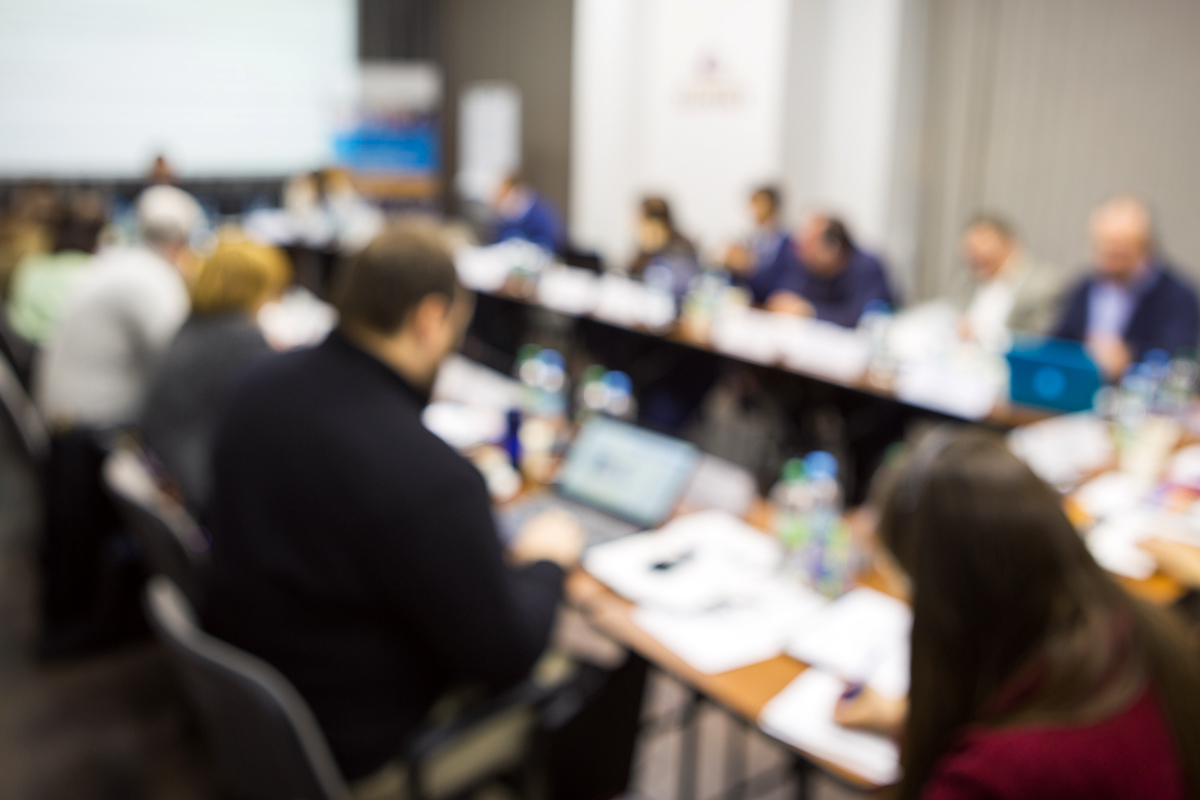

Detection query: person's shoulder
(1154, 263), (1200, 298)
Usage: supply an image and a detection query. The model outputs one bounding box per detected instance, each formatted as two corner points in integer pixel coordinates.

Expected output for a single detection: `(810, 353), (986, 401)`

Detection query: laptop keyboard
(498, 494), (642, 547)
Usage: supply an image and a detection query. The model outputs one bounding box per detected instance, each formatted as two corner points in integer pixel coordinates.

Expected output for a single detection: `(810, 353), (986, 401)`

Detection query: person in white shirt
(959, 215), (1065, 352)
(36, 185), (203, 429)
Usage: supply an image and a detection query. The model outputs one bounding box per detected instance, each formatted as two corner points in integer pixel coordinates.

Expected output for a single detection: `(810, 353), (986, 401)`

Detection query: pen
(840, 682), (865, 702)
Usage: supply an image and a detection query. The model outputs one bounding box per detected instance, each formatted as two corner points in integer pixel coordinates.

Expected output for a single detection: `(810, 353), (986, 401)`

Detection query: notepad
(759, 668), (901, 786)
(633, 578), (826, 674)
(787, 587), (912, 699)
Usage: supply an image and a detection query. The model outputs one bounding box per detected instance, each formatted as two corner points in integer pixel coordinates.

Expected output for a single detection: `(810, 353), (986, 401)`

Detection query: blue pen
(840, 682), (865, 702)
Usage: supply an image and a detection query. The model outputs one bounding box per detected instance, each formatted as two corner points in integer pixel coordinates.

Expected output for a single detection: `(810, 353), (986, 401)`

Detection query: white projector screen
(0, 0), (357, 178)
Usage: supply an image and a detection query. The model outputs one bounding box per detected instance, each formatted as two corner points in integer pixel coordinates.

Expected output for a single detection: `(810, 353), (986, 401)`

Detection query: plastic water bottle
(576, 366), (637, 421)
(858, 300), (895, 385)
(803, 452), (852, 597)
(516, 346), (568, 418)
(771, 458), (813, 555)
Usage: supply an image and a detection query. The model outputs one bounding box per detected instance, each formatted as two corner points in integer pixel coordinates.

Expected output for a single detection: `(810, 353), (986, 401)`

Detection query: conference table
(467, 278), (1052, 433)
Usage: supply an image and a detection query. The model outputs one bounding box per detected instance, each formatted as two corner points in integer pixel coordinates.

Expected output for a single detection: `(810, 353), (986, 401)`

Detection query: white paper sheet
(1086, 508), (1200, 579)
(634, 579), (826, 674)
(893, 360), (1002, 421)
(583, 510), (783, 613)
(1072, 471), (1152, 521)
(787, 587), (912, 699)
(421, 402), (507, 451)
(759, 669), (901, 786)
(1008, 413), (1114, 491)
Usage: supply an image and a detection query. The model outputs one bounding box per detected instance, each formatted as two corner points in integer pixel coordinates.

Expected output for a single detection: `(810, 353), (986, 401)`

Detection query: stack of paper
(893, 359), (1003, 421)
(760, 669), (901, 785)
(583, 510), (783, 613)
(592, 275), (676, 330)
(634, 579), (826, 674)
(787, 587), (912, 699)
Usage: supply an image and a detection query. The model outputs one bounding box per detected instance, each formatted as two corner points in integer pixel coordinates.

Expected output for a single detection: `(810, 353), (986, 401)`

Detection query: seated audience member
(1052, 196), (1200, 381)
(723, 186), (799, 305)
(203, 222), (588, 788)
(491, 173), (566, 253)
(35, 185), (202, 429)
(34, 185), (203, 655)
(141, 236), (290, 514)
(768, 214), (897, 327)
(837, 429), (1200, 799)
(958, 214), (1065, 351)
(7, 191), (106, 345)
(629, 196), (699, 300)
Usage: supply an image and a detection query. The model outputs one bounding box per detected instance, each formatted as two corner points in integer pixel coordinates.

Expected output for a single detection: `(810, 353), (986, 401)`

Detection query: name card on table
(893, 360), (1003, 421)
(591, 275), (676, 330)
(536, 266), (599, 316)
(708, 307), (786, 365)
(777, 318), (872, 383)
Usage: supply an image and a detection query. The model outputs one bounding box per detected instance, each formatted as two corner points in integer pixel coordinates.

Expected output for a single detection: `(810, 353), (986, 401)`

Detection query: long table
(468, 283), (1052, 432)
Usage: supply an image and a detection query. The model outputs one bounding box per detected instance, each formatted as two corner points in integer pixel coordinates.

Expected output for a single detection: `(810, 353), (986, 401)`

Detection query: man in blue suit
(1051, 196), (1199, 381)
(767, 214), (898, 328)
(490, 173), (566, 254)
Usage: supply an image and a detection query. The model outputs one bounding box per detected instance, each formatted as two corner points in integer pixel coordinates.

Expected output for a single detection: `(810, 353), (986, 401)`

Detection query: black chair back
(144, 576), (352, 800)
(103, 448), (209, 607)
(0, 347), (48, 465)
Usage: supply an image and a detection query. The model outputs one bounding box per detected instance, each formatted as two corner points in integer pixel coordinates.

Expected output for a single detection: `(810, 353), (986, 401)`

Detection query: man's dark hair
(752, 186), (781, 213)
(821, 217), (854, 255)
(641, 196), (675, 231)
(966, 212), (1018, 241)
(332, 221), (458, 335)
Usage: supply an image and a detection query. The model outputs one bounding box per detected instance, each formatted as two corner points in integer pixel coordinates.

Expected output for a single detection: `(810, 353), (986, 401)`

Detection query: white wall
(571, 0), (792, 269)
(0, 0), (357, 177)
(572, 0), (917, 281)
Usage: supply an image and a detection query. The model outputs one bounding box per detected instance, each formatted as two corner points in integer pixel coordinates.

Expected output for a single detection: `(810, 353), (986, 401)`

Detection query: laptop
(499, 416), (701, 547)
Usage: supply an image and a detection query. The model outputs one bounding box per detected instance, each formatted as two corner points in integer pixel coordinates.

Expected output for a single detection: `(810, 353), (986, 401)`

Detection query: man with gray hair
(1051, 196), (1200, 381)
(36, 184), (203, 427)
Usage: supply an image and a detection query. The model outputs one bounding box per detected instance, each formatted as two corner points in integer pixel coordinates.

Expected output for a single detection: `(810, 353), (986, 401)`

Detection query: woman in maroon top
(839, 428), (1200, 799)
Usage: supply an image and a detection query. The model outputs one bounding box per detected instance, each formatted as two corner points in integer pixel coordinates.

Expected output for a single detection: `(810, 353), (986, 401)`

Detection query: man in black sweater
(202, 222), (584, 784)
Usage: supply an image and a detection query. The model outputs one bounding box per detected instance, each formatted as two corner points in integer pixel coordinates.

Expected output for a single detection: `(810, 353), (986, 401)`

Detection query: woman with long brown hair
(839, 427), (1200, 798)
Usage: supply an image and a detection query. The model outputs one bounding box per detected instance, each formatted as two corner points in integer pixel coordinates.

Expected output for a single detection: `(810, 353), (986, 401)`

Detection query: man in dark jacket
(1051, 196), (1200, 381)
(766, 214), (898, 328)
(203, 221), (583, 784)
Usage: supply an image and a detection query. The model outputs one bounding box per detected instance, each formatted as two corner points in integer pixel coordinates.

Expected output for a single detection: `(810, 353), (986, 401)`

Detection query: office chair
(103, 447), (209, 607)
(146, 575), (565, 800)
(145, 575), (354, 800)
(0, 346), (48, 465)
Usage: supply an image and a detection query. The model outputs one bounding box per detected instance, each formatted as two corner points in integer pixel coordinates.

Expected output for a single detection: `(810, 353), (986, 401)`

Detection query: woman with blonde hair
(142, 235), (290, 513)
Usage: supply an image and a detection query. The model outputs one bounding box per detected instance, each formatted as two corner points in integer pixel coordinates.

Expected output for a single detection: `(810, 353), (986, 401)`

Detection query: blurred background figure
(490, 172), (565, 253)
(147, 153), (177, 186)
(141, 235), (291, 515)
(958, 214), (1065, 352)
(35, 185), (203, 430)
(722, 185), (800, 306)
(34, 184), (205, 656)
(768, 214), (896, 327)
(6, 191), (107, 346)
(0, 182), (60, 299)
(628, 196), (698, 300)
(1052, 196), (1200, 381)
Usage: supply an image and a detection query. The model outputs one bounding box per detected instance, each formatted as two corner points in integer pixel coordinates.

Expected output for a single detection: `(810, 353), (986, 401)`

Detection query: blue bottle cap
(803, 451), (838, 480)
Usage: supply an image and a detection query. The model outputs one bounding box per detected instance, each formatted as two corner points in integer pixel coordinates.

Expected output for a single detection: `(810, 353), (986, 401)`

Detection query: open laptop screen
(556, 417), (700, 529)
